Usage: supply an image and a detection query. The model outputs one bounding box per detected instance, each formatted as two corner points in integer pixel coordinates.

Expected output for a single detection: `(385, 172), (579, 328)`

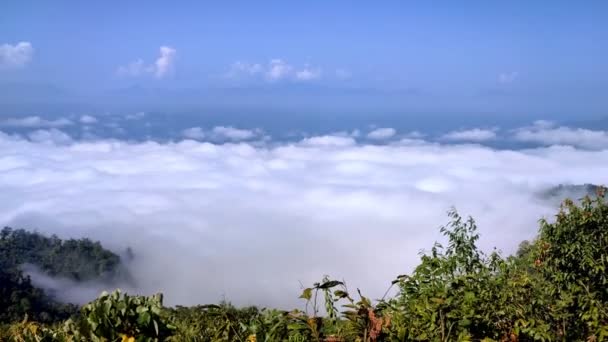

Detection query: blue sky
(1, 1), (607, 117)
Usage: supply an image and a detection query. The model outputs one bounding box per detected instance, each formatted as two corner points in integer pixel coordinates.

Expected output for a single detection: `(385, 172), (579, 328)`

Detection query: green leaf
(317, 280), (343, 289)
(299, 288), (313, 300)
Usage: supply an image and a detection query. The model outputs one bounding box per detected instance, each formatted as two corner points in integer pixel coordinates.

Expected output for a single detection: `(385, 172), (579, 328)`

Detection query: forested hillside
(2, 188), (608, 341)
(0, 228), (125, 324)
(0, 228), (122, 281)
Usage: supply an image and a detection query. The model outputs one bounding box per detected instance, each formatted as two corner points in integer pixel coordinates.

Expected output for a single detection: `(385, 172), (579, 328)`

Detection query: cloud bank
(1, 130), (607, 309)
(513, 121), (608, 149)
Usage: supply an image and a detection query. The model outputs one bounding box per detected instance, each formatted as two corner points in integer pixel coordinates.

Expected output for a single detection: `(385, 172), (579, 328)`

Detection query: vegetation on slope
(1, 187), (608, 341)
(0, 228), (125, 325)
(0, 227), (122, 282)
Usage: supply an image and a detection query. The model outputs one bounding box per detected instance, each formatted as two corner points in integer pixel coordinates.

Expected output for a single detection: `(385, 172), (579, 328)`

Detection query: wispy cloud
(117, 46), (176, 79)
(0, 116), (73, 128)
(125, 112), (146, 120)
(441, 128), (497, 142)
(79, 115), (98, 124)
(266, 59), (293, 81)
(367, 128), (396, 140)
(226, 59), (323, 82)
(295, 65), (322, 81)
(225, 61), (264, 78)
(182, 126), (262, 141)
(27, 129), (72, 144)
(0, 42), (33, 69)
(182, 127), (206, 140)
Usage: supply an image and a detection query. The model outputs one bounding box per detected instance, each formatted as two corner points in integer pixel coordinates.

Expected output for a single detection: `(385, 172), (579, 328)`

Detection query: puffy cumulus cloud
(155, 46), (176, 78)
(117, 46), (176, 79)
(226, 59), (323, 82)
(498, 71), (519, 84)
(513, 123), (608, 149)
(79, 115), (98, 124)
(441, 128), (497, 142)
(0, 42), (33, 69)
(367, 128), (397, 140)
(1, 134), (607, 309)
(0, 116), (73, 128)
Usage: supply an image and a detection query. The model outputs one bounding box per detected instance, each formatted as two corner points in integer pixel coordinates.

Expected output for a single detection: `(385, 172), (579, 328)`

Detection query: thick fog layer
(1, 131), (607, 308)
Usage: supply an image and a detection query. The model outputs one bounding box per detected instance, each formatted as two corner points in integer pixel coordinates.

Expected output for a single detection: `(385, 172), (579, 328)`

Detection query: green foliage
(0, 227), (122, 282)
(0, 228), (126, 326)
(535, 190), (608, 340)
(0, 266), (78, 324)
(0, 290), (175, 341)
(74, 290), (176, 341)
(169, 303), (294, 342)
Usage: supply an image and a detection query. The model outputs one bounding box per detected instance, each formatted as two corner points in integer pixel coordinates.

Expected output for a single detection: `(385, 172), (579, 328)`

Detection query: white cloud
(266, 59), (293, 81)
(27, 129), (72, 145)
(367, 128), (397, 140)
(182, 127), (205, 140)
(79, 115), (98, 124)
(513, 124), (608, 149)
(226, 59), (323, 82)
(0, 116), (73, 128)
(299, 135), (356, 147)
(155, 46), (176, 78)
(212, 126), (258, 141)
(117, 46), (176, 79)
(498, 71), (519, 84)
(326, 130), (360, 138)
(226, 61), (263, 78)
(181, 126), (261, 141)
(116, 59), (151, 77)
(295, 66), (322, 81)
(0, 42), (33, 69)
(441, 128), (497, 142)
(530, 120), (555, 129)
(1, 133), (607, 309)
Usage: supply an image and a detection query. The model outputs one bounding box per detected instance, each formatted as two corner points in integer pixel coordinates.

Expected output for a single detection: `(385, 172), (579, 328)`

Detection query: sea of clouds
(1, 125), (608, 308)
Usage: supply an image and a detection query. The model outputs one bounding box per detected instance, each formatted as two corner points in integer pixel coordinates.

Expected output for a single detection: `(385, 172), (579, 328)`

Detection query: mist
(2, 130), (608, 308)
